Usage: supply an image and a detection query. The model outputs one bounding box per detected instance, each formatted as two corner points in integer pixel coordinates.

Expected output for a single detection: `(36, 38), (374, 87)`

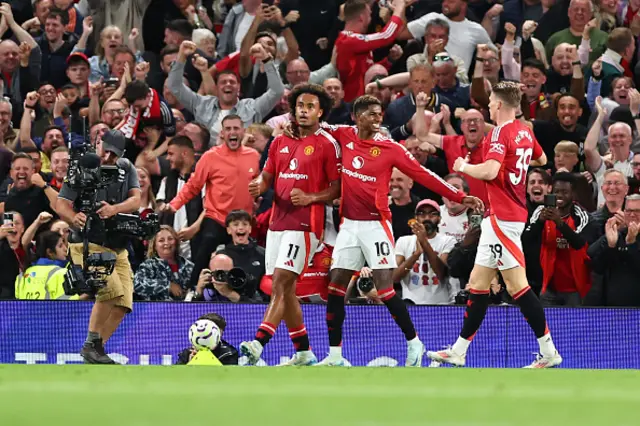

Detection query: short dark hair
(168, 135), (194, 150)
(552, 171), (576, 189)
(225, 209), (252, 227)
(124, 80), (150, 104)
(522, 58), (546, 75)
(255, 31), (276, 44)
(344, 0), (369, 21)
(160, 44), (180, 61)
(36, 231), (63, 260)
(198, 313), (227, 332)
(113, 45), (135, 61)
(288, 83), (333, 122)
(60, 83), (79, 92)
(221, 114), (243, 127)
(166, 19), (193, 39)
(554, 93), (580, 110)
(214, 70), (238, 84)
(189, 122), (211, 149)
(12, 152), (34, 165)
(527, 167), (552, 185)
(43, 125), (64, 139)
(444, 173), (470, 194)
(17, 146), (39, 156)
(47, 7), (69, 25)
(352, 94), (383, 116)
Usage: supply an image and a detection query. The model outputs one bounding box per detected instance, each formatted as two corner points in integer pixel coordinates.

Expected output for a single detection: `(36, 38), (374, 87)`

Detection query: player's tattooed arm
(249, 171), (274, 198)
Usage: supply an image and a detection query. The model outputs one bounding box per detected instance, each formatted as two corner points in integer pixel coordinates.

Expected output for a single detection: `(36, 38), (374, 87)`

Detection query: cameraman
(193, 253), (261, 302)
(56, 129), (141, 364)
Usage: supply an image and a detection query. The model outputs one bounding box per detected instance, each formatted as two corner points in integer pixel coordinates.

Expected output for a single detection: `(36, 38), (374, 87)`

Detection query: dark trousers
(540, 288), (582, 307)
(189, 218), (231, 287)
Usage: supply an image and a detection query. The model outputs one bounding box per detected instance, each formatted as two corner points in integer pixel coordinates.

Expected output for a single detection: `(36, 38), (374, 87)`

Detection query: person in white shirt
(585, 96), (635, 206)
(392, 199), (458, 305)
(400, 0), (493, 73)
(440, 173), (471, 243)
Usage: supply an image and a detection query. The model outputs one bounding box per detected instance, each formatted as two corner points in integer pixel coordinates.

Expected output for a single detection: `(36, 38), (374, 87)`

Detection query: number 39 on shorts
(510, 147), (533, 185)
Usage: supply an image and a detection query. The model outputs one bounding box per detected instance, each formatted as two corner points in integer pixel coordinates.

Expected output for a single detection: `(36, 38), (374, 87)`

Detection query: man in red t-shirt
(336, 0), (409, 102)
(240, 84), (341, 366)
(417, 104), (488, 206)
(318, 95), (483, 367)
(427, 82), (563, 369)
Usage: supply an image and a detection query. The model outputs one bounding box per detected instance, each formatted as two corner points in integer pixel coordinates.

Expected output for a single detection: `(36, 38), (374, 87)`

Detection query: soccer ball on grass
(188, 319), (221, 350)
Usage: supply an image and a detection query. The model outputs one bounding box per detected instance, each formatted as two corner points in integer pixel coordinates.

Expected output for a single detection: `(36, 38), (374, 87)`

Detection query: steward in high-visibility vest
(15, 258), (78, 300)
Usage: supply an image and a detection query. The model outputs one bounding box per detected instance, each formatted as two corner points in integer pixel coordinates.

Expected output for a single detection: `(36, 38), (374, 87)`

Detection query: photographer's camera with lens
(208, 268), (248, 291)
(62, 136), (159, 296)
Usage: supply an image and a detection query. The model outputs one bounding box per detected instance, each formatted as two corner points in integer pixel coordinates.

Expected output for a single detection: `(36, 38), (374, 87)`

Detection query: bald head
(461, 109), (485, 145)
(210, 253), (234, 271)
(552, 43), (575, 76)
(286, 59), (311, 87)
(323, 78), (344, 106)
(0, 40), (19, 73)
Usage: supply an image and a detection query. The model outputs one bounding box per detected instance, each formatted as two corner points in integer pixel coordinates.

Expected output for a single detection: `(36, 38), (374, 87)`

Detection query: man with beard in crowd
(393, 199), (458, 305)
(389, 168), (419, 239)
(533, 94), (588, 170)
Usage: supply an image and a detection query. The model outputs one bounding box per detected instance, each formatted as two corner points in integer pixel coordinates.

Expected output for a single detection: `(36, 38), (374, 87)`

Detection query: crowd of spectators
(1, 0), (640, 308)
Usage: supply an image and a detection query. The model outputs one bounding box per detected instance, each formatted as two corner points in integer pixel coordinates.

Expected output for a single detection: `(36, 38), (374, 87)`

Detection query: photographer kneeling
(56, 129), (142, 364)
(192, 253), (262, 302)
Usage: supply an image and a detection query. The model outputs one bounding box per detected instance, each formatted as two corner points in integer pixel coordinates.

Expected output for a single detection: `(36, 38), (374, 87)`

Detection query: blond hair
(554, 141), (579, 155)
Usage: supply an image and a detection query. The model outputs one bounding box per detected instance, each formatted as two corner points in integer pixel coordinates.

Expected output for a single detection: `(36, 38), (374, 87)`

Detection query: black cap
(102, 129), (126, 157)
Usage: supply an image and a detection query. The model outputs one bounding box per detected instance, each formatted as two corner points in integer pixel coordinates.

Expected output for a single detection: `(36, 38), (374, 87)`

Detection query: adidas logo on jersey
(378, 258), (389, 265)
(280, 146), (290, 154)
(346, 142), (354, 149)
(285, 259), (295, 267)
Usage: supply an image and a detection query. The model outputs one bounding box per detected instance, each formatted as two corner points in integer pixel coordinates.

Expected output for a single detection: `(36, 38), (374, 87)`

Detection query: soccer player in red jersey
(318, 95), (484, 366)
(427, 81), (563, 368)
(240, 84), (341, 366)
(336, 0), (409, 102)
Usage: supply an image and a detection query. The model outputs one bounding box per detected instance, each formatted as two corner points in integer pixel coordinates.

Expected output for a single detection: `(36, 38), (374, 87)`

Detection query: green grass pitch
(1, 365), (639, 426)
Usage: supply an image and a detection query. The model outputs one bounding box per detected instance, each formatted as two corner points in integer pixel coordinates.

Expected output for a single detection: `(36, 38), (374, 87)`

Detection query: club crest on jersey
(304, 146), (314, 155)
(289, 158), (298, 170)
(369, 147), (381, 157)
(352, 156), (365, 170)
(489, 142), (505, 155)
(322, 257), (332, 267)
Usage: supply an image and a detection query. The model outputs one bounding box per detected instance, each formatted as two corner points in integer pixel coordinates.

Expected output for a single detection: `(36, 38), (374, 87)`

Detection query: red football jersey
(326, 126), (465, 222)
(263, 130), (341, 239)
(335, 16), (403, 102)
(483, 120), (544, 222)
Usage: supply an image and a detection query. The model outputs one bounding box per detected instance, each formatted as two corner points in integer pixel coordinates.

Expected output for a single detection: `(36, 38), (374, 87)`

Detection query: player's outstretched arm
(290, 180), (340, 207)
(395, 144), (465, 204)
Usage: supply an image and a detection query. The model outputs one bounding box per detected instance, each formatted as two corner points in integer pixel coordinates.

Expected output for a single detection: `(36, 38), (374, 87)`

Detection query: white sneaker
(426, 347), (466, 367)
(279, 351), (318, 366)
(405, 339), (425, 367)
(523, 352), (563, 369)
(316, 355), (348, 366)
(239, 340), (263, 365)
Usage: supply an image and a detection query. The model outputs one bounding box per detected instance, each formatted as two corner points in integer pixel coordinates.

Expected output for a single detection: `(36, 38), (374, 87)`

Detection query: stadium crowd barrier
(1, 301), (638, 368)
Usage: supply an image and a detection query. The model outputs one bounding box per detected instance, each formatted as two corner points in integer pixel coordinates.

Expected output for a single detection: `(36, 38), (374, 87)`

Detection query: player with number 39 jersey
(483, 121), (543, 223)
(427, 82), (563, 370)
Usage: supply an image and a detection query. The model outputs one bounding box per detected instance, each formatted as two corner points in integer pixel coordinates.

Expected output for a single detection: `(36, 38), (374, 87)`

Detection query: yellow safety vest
(14, 264), (78, 300)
